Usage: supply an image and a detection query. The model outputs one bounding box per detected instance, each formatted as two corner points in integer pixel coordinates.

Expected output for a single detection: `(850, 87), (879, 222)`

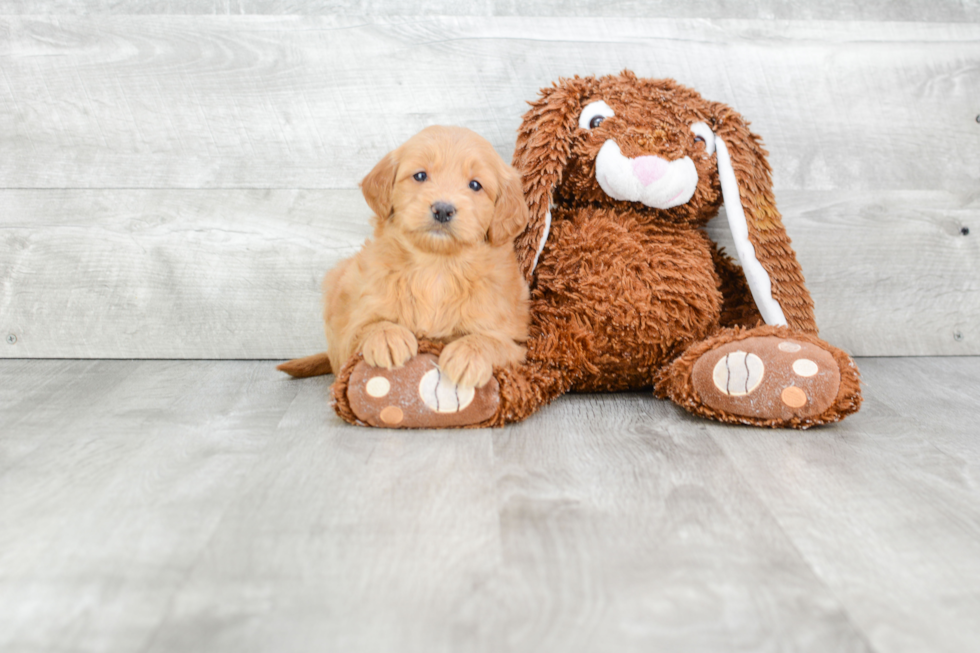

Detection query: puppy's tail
(277, 352), (333, 378)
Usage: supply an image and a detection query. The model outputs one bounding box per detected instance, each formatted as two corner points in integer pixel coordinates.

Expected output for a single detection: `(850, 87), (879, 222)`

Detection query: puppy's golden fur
(279, 125), (530, 387)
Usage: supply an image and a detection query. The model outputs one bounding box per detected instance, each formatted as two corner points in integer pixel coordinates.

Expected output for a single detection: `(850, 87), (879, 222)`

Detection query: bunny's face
(548, 76), (725, 227)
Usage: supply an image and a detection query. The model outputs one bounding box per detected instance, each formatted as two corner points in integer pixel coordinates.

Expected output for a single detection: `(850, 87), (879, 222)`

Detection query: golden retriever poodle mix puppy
(279, 125), (530, 427)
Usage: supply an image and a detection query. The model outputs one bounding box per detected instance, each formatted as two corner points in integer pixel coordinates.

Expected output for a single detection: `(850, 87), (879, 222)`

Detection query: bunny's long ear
(698, 107), (818, 334)
(511, 80), (587, 283)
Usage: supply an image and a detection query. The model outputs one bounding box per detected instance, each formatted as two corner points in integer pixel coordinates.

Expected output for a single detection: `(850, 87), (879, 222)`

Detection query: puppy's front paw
(439, 339), (494, 388)
(361, 324), (418, 369)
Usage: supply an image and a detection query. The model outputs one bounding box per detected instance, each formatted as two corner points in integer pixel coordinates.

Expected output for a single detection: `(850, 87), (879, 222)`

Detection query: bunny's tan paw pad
(691, 337), (840, 421)
(346, 353), (499, 428)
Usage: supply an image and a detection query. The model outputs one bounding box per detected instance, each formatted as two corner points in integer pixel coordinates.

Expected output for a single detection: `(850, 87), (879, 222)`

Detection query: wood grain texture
(706, 357), (980, 652)
(1, 0), (979, 21)
(1, 15), (978, 359)
(2, 189), (976, 358)
(0, 359), (306, 652)
(1, 17), (978, 191)
(2, 356), (979, 651)
(0, 189), (373, 359)
(477, 395), (870, 652)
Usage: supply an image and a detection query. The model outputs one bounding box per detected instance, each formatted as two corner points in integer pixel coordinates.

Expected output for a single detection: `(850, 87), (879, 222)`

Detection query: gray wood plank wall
(2, 1), (980, 21)
(1, 8), (978, 358)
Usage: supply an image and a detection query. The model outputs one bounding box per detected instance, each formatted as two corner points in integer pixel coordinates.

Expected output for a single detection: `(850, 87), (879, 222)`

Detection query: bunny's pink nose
(632, 156), (668, 186)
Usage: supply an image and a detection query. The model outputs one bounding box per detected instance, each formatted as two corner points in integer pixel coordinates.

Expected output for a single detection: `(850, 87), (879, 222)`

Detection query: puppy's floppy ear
(511, 77), (592, 282)
(708, 103), (818, 334)
(488, 164), (529, 246)
(360, 151), (399, 220)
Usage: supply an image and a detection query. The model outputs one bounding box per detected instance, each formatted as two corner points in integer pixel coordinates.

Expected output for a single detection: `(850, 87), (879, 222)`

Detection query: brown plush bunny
(335, 71), (862, 429)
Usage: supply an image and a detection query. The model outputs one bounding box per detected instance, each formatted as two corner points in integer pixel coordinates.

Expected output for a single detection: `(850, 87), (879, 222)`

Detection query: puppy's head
(361, 126), (528, 254)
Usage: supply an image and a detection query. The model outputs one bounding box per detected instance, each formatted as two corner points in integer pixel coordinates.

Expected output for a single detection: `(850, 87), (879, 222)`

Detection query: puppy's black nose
(431, 201), (456, 223)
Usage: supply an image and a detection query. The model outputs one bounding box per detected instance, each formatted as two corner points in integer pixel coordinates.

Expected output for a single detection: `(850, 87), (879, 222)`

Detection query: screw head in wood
(5, 334), (16, 345)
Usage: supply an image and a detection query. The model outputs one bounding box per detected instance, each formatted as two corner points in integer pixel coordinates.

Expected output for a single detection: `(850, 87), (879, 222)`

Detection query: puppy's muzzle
(431, 202), (456, 224)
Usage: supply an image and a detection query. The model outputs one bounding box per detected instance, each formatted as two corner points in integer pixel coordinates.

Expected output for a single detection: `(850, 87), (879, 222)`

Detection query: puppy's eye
(578, 100), (615, 130)
(694, 135), (705, 145)
(413, 171), (427, 182)
(469, 180), (482, 191)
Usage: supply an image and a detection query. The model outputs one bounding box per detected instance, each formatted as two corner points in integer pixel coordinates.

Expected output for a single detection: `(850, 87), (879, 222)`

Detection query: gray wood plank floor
(2, 357), (978, 652)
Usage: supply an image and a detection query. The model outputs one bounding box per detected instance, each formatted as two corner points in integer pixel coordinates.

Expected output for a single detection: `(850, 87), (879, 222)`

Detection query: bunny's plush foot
(656, 325), (862, 428)
(332, 345), (499, 429)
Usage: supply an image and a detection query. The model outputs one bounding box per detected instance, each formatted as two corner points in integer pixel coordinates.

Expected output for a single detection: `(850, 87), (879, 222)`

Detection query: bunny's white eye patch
(690, 122), (716, 155)
(579, 101), (615, 130)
